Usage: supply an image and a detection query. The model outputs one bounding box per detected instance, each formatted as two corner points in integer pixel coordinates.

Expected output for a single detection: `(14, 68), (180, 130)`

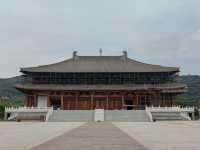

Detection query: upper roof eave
(20, 55), (180, 73)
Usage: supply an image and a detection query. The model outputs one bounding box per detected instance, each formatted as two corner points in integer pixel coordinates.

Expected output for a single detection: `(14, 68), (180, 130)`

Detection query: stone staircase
(151, 112), (188, 121)
(48, 110), (150, 122)
(105, 110), (150, 122)
(48, 110), (94, 122)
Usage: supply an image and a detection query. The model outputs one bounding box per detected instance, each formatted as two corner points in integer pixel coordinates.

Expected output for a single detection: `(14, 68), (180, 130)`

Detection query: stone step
(151, 112), (185, 121)
(105, 110), (150, 122)
(48, 110), (150, 122)
(48, 110), (94, 122)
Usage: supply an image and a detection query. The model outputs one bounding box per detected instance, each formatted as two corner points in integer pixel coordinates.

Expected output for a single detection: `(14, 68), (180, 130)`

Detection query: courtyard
(0, 121), (200, 150)
(0, 122), (84, 150)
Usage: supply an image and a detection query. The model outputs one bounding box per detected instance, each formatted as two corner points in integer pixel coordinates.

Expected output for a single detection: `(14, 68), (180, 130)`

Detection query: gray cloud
(0, 0), (200, 77)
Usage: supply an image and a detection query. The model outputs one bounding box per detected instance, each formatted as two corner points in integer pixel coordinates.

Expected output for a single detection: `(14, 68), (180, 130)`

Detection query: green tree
(0, 105), (5, 120)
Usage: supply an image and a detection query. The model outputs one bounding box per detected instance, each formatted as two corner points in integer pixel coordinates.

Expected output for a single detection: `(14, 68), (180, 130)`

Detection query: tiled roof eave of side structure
(15, 83), (187, 93)
(20, 52), (179, 73)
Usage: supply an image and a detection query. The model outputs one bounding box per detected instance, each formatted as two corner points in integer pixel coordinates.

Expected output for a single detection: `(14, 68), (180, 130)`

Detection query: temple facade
(16, 51), (187, 110)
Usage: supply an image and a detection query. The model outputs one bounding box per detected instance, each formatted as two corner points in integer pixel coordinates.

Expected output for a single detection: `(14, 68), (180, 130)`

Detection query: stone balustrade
(146, 106), (194, 113)
(5, 106), (53, 113)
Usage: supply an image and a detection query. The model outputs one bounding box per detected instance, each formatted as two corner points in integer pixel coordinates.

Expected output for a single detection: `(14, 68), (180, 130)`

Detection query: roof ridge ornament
(99, 48), (103, 56)
(73, 51), (78, 60)
(122, 51), (127, 60)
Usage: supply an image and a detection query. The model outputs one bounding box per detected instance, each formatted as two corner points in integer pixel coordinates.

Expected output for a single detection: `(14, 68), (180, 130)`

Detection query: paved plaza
(0, 121), (200, 150)
(31, 122), (146, 150)
(114, 121), (200, 150)
(0, 122), (85, 150)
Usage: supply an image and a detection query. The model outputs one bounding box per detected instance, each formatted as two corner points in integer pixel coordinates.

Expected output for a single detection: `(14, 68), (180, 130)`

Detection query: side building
(16, 51), (186, 110)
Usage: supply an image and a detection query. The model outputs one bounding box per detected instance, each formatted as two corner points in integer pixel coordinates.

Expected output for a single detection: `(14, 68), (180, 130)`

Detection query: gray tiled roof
(21, 55), (179, 73)
(15, 83), (186, 92)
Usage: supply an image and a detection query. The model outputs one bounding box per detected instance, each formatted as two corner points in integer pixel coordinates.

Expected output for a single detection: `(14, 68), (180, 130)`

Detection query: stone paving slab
(114, 121), (200, 150)
(0, 122), (84, 150)
(31, 122), (147, 150)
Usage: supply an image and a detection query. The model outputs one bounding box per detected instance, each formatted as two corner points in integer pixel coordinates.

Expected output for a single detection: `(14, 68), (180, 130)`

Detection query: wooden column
(121, 95), (124, 109)
(163, 94), (165, 106)
(159, 93), (161, 106)
(153, 92), (157, 106)
(170, 94), (173, 106)
(47, 95), (50, 107)
(136, 94), (139, 110)
(25, 95), (28, 107)
(172, 94), (175, 106)
(34, 95), (37, 107)
(61, 95), (64, 110)
(75, 93), (78, 110)
(155, 92), (158, 106)
(136, 95), (139, 105)
(91, 94), (94, 110)
(106, 95), (109, 110)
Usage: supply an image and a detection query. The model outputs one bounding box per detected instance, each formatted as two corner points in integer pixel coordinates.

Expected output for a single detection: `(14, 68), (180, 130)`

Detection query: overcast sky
(0, 0), (200, 78)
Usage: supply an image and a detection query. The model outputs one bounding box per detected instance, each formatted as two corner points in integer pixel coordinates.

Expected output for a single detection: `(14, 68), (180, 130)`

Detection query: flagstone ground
(0, 121), (200, 150)
(31, 122), (146, 150)
(114, 121), (200, 150)
(0, 122), (84, 150)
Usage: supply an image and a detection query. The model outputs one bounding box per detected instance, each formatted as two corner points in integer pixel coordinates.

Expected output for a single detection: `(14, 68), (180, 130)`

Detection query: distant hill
(0, 76), (23, 100)
(177, 75), (200, 106)
(0, 75), (200, 106)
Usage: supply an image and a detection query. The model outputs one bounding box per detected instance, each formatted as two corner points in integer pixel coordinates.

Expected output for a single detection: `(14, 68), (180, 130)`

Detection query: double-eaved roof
(21, 52), (179, 73)
(15, 83), (186, 93)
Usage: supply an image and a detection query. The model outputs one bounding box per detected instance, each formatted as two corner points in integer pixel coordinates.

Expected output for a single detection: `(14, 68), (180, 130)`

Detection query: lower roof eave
(15, 83), (187, 93)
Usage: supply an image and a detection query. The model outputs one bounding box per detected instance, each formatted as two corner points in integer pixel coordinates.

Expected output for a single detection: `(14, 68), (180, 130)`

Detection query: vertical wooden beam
(61, 95), (64, 110)
(170, 94), (173, 106)
(25, 95), (28, 107)
(136, 94), (139, 110)
(156, 92), (159, 106)
(75, 93), (78, 110)
(153, 92), (157, 106)
(106, 95), (109, 110)
(172, 94), (175, 106)
(136, 94), (139, 107)
(157, 93), (160, 106)
(121, 95), (124, 109)
(159, 93), (162, 106)
(163, 94), (165, 106)
(34, 94), (37, 107)
(91, 94), (94, 110)
(47, 95), (50, 107)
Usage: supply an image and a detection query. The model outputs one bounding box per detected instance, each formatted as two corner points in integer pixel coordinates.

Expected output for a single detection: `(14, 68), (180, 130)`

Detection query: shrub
(194, 107), (200, 120)
(0, 105), (5, 119)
